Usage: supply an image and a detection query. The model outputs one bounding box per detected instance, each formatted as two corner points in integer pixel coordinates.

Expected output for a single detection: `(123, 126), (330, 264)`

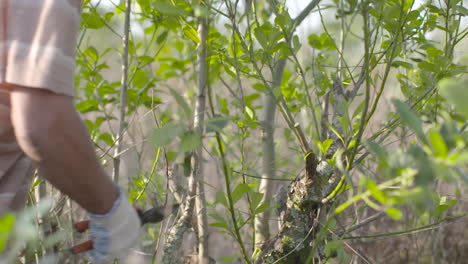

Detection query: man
(0, 0), (141, 262)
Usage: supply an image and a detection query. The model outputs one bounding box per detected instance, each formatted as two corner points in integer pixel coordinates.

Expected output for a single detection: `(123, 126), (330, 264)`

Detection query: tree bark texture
(162, 14), (209, 264)
(254, 58), (287, 249)
(194, 15), (209, 263)
(255, 153), (339, 263)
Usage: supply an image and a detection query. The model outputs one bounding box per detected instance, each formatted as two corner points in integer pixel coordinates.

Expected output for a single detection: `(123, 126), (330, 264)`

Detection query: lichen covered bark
(162, 219), (190, 264)
(256, 153), (336, 263)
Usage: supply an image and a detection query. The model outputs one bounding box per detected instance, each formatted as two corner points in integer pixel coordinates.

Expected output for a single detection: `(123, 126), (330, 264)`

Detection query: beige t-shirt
(0, 0), (81, 96)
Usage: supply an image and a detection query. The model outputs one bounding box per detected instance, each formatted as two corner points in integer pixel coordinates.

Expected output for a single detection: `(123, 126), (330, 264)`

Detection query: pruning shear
(69, 204), (179, 254)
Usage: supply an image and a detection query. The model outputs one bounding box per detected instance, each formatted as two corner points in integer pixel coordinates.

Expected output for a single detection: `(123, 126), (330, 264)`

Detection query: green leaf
(308, 33), (336, 50)
(385, 207), (403, 220)
(183, 26), (200, 43)
(31, 178), (43, 189)
(75, 100), (99, 113)
(274, 12), (293, 32)
(132, 69), (150, 88)
(179, 131), (201, 152)
(406, 10), (420, 21)
(328, 124), (345, 144)
(435, 197), (457, 217)
(292, 35), (301, 53)
(252, 248), (262, 261)
(426, 47), (443, 58)
(136, 0), (150, 11)
(169, 88), (192, 119)
(244, 106), (255, 120)
(153, 2), (190, 16)
(456, 5), (468, 16)
(352, 100), (367, 118)
(205, 116), (230, 133)
(324, 240), (343, 257)
(418, 61), (439, 72)
(209, 222), (229, 230)
(409, 145), (436, 185)
(231, 184), (251, 204)
(365, 141), (387, 163)
(81, 12), (105, 29)
(367, 179), (387, 204)
(438, 78), (468, 118)
(0, 214), (15, 252)
(250, 191), (264, 210)
(157, 31), (169, 44)
(254, 25), (269, 50)
(254, 202), (270, 215)
(391, 60), (413, 69)
(98, 132), (114, 146)
(392, 99), (426, 143)
(138, 55), (154, 64)
(428, 130), (448, 157)
(215, 191), (228, 207)
(83, 46), (99, 62)
(150, 123), (185, 148)
(319, 139), (334, 155)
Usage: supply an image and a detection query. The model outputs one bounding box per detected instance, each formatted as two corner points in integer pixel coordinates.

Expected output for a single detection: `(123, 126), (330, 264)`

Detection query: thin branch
(292, 0), (321, 30)
(112, 0), (131, 183)
(232, 170), (291, 181)
(337, 211), (385, 237)
(194, 13), (210, 263)
(343, 213), (468, 240)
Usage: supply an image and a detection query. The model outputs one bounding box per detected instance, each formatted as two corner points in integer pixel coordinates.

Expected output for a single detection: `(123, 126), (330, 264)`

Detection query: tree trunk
(162, 12), (210, 264)
(194, 14), (210, 264)
(112, 0), (131, 183)
(255, 153), (338, 263)
(254, 58), (287, 249)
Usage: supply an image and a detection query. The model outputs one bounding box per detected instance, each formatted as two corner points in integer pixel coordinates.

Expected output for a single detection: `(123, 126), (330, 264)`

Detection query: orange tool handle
(70, 240), (93, 254)
(74, 220), (90, 233)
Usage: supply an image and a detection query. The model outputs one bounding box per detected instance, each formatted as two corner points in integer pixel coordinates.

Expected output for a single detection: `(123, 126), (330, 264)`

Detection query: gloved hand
(86, 187), (141, 263)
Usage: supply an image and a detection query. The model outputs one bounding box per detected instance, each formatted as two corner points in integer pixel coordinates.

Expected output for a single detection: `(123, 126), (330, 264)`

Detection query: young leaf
(81, 12), (105, 29)
(169, 88), (192, 120)
(365, 140), (388, 163)
(83, 46), (99, 62)
(254, 25), (269, 50)
(215, 191), (228, 207)
(319, 139), (333, 156)
(250, 191), (264, 210)
(392, 99), (427, 143)
(438, 78), (468, 118)
(179, 131), (201, 153)
(98, 132), (114, 146)
(367, 179), (387, 204)
(0, 214), (15, 252)
(150, 123), (185, 148)
(385, 207), (403, 220)
(205, 116), (230, 133)
(209, 222), (230, 230)
(183, 25), (200, 43)
(231, 184), (251, 204)
(254, 202), (270, 215)
(153, 2), (190, 16)
(244, 106), (255, 120)
(75, 100), (99, 113)
(428, 130), (448, 157)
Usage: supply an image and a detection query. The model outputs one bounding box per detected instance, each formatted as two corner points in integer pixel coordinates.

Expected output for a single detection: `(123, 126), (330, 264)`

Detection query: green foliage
(393, 99), (427, 143)
(438, 78), (468, 118)
(0, 213), (15, 252)
(308, 33), (336, 50)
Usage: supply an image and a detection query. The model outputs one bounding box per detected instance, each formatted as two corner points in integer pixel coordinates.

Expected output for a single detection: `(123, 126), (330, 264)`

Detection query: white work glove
(87, 187), (141, 263)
